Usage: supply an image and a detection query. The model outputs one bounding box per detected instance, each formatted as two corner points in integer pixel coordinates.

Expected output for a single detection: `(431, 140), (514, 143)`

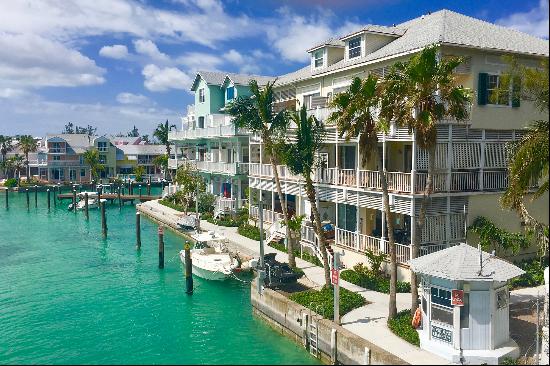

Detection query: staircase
(266, 219), (286, 245)
(300, 225), (334, 268)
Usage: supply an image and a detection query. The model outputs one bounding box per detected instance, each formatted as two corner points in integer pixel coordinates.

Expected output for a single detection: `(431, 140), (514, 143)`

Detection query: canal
(0, 191), (319, 364)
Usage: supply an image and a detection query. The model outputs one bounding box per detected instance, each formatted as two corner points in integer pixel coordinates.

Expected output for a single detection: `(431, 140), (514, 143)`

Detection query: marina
(0, 191), (319, 365)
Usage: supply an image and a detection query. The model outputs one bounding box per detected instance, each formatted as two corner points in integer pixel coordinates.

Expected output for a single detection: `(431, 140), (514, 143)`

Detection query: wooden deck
(56, 193), (161, 203)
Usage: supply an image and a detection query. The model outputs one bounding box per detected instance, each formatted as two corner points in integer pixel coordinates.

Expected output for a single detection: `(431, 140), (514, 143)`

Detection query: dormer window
(314, 50), (324, 68)
(226, 86), (235, 101)
(348, 36), (361, 59)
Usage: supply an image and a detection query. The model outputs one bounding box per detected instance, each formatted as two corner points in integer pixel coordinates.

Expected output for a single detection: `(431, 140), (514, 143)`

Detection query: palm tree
(0, 135), (13, 177)
(226, 79), (296, 268)
(281, 106), (331, 285)
(134, 165), (146, 182)
(499, 57), (549, 255)
(153, 154), (168, 178)
(154, 120), (175, 180)
(18, 135), (38, 183)
(83, 148), (104, 182)
(380, 45), (472, 313)
(10, 155), (25, 186)
(328, 75), (398, 319)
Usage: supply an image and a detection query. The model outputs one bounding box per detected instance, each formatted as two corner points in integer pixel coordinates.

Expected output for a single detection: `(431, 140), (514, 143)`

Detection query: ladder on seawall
(308, 316), (319, 357)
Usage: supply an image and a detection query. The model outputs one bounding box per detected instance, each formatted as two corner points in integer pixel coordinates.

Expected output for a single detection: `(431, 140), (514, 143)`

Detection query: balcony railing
(195, 161), (248, 175)
(249, 206), (285, 224)
(215, 197), (248, 212)
(48, 160), (83, 167)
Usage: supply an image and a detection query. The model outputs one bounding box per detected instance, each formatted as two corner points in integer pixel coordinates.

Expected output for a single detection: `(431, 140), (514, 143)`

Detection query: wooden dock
(56, 193), (161, 203)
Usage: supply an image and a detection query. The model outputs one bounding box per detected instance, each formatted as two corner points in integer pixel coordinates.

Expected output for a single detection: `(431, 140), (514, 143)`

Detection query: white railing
(359, 170), (381, 189)
(338, 169), (356, 186)
(387, 171), (411, 192)
(483, 170), (508, 190)
(215, 198), (248, 212)
(48, 160), (83, 167)
(315, 168), (338, 185)
(306, 107), (334, 122)
(450, 171), (479, 191)
(415, 172), (447, 193)
(249, 206), (284, 224)
(419, 243), (449, 256)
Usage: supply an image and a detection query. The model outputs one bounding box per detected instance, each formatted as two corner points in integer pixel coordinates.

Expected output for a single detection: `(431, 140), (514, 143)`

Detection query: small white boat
(68, 192), (107, 211)
(179, 231), (239, 281)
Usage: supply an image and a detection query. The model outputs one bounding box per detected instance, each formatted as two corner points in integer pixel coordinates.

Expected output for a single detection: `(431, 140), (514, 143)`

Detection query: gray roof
(110, 136), (142, 145)
(223, 72), (274, 87)
(307, 38), (345, 52)
(276, 9), (549, 87)
(408, 243), (525, 282)
(341, 24), (406, 39)
(46, 134), (94, 154)
(191, 70), (273, 91)
(116, 144), (166, 157)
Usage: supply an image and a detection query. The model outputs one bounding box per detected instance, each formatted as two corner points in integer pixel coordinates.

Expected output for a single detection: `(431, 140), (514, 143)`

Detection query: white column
(356, 138), (360, 188)
(479, 130), (486, 191)
(411, 131), (417, 194)
(446, 125), (453, 191)
(271, 190), (275, 211)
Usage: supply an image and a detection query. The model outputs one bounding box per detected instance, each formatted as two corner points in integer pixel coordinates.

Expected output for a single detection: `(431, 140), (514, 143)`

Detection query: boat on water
(179, 231), (239, 281)
(68, 192), (107, 211)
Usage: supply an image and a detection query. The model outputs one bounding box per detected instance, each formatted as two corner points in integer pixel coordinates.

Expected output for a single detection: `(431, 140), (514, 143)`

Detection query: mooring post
(139, 185), (142, 198)
(330, 328), (337, 364)
(101, 201), (107, 238)
(73, 190), (77, 213)
(47, 189), (50, 211)
(26, 189), (29, 209)
(259, 201), (264, 269)
(158, 226), (164, 269)
(84, 192), (89, 219)
(129, 181), (133, 195)
(136, 212), (141, 250)
(53, 185), (57, 207)
(118, 188), (122, 209)
(5, 187), (8, 209)
(34, 185), (38, 207)
(184, 241), (193, 294)
(147, 182), (151, 196)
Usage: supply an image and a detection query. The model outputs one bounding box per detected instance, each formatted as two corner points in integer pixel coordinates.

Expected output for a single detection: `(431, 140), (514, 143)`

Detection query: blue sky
(0, 0), (548, 137)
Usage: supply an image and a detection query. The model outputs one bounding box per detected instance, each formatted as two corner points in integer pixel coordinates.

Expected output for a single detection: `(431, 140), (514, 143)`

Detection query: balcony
(195, 161), (248, 175)
(48, 160), (82, 167)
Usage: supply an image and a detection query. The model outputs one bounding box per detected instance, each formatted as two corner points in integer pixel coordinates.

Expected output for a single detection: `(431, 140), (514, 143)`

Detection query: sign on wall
(451, 289), (464, 306)
(432, 325), (453, 343)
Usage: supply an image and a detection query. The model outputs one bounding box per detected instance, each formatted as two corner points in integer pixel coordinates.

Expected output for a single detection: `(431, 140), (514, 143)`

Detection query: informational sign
(331, 269), (339, 285)
(432, 325), (453, 343)
(451, 289), (464, 306)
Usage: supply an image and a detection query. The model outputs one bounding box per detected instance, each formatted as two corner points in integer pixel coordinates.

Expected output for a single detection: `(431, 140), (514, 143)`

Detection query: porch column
(410, 197), (416, 258)
(356, 137), (360, 188)
(411, 131), (417, 194)
(479, 130), (486, 191)
(446, 124), (452, 191)
(271, 190), (275, 211)
(237, 179), (242, 208)
(335, 138), (339, 185)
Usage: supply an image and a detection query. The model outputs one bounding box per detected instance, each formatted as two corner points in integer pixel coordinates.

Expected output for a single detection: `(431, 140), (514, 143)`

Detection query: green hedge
(159, 199), (187, 212)
(269, 240), (323, 267)
(237, 223), (264, 241)
(340, 269), (411, 293)
(510, 256), (548, 289)
(387, 309), (419, 346)
(2, 178), (17, 188)
(289, 286), (366, 319)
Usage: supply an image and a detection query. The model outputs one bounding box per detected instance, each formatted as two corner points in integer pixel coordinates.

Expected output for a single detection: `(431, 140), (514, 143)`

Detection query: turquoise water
(0, 192), (319, 365)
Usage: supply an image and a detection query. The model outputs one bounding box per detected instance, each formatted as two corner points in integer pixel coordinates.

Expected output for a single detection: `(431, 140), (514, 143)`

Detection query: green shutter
(477, 73), (488, 105)
(512, 76), (521, 108)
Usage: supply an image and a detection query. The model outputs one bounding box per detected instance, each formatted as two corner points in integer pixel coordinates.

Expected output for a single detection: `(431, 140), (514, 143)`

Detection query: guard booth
(409, 243), (524, 365)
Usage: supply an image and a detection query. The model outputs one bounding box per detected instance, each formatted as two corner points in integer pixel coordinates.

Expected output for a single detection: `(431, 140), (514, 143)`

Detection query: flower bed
(289, 286), (366, 319)
(340, 266), (411, 294)
(387, 309), (419, 346)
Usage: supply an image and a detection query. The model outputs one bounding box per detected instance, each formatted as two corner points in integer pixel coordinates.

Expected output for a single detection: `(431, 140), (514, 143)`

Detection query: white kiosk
(409, 243), (524, 364)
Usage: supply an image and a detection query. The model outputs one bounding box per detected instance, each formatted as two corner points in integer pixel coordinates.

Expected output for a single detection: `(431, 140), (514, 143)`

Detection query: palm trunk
(166, 144), (171, 181)
(411, 144), (435, 314)
(268, 154), (295, 268)
(378, 152), (397, 319)
(304, 174), (331, 287)
(25, 152), (30, 182)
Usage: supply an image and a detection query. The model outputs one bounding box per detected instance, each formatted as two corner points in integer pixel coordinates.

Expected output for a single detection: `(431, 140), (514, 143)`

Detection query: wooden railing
(249, 206), (284, 224)
(387, 171), (411, 192)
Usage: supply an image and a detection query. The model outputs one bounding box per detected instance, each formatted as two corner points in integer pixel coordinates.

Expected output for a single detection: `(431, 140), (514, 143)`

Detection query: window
(460, 293), (470, 328)
(430, 287), (453, 326)
(487, 74), (510, 105)
(348, 36), (361, 59)
(199, 88), (205, 103)
(314, 50), (324, 68)
(97, 141), (108, 152)
(79, 155), (84, 165)
(496, 288), (508, 309)
(303, 92), (320, 109)
(51, 142), (64, 153)
(431, 287), (452, 307)
(198, 116), (205, 129)
(53, 155), (60, 161)
(226, 86), (235, 100)
(99, 154), (107, 164)
(80, 169), (86, 177)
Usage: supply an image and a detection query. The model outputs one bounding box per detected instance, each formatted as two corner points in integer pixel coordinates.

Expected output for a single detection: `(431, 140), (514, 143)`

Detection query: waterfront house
(409, 243), (525, 364)
(169, 9), (548, 279)
(169, 71), (273, 213)
(115, 143), (166, 182)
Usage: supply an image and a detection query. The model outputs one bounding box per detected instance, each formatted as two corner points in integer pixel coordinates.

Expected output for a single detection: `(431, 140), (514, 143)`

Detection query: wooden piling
(84, 192), (89, 219)
(158, 226), (164, 269)
(73, 190), (77, 213)
(129, 181), (133, 195)
(139, 185), (142, 198)
(34, 185), (38, 207)
(26, 189), (29, 209)
(184, 241), (193, 294)
(101, 201), (107, 238)
(5, 188), (8, 209)
(53, 186), (57, 207)
(136, 212), (141, 250)
(147, 182), (151, 196)
(47, 189), (50, 210)
(118, 188), (122, 209)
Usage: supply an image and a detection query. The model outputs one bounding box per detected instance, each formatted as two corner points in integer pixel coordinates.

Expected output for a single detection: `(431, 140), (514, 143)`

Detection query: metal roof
(408, 243), (525, 282)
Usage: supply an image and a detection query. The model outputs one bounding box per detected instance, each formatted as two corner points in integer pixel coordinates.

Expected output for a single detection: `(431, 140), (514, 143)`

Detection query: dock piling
(158, 226), (164, 269)
(47, 189), (50, 210)
(72, 190), (77, 213)
(34, 185), (38, 207)
(147, 182), (151, 196)
(184, 241), (193, 294)
(136, 212), (141, 250)
(101, 201), (107, 238)
(5, 188), (8, 209)
(26, 189), (29, 210)
(118, 189), (122, 209)
(139, 185), (142, 198)
(53, 186), (57, 207)
(84, 192), (89, 219)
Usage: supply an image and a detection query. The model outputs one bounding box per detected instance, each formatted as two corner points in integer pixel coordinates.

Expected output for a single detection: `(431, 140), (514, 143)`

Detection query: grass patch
(510, 256), (548, 290)
(289, 286), (366, 319)
(269, 240), (323, 267)
(159, 199), (187, 212)
(340, 268), (411, 293)
(387, 309), (419, 346)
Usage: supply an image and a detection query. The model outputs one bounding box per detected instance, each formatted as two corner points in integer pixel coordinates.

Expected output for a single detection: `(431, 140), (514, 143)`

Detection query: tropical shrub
(340, 264), (411, 293)
(387, 309), (419, 346)
(510, 256), (548, 289)
(269, 240), (322, 267)
(2, 178), (17, 187)
(289, 286), (366, 319)
(237, 223), (264, 241)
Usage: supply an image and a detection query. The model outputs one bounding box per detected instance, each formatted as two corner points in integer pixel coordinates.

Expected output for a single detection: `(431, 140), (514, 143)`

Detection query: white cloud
(0, 33), (105, 89)
(142, 64), (192, 92)
(496, 0), (549, 39)
(116, 92), (150, 104)
(223, 49), (245, 64)
(133, 39), (169, 62)
(99, 44), (129, 59)
(265, 7), (360, 62)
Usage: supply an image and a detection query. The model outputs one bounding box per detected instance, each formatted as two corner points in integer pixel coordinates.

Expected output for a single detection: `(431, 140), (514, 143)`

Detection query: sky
(0, 0), (548, 137)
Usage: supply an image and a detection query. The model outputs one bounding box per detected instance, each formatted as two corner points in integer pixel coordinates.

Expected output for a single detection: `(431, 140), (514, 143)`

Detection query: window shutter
(477, 73), (488, 105)
(511, 76), (521, 108)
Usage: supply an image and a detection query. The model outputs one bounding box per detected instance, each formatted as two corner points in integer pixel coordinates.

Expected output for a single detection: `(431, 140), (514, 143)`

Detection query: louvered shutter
(478, 73), (488, 105)
(512, 76), (521, 108)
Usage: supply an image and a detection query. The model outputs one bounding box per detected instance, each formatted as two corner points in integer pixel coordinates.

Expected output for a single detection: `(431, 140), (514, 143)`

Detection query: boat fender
(411, 307), (422, 328)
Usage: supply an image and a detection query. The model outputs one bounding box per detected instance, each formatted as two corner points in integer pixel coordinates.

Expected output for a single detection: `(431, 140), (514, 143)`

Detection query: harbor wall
(250, 280), (408, 365)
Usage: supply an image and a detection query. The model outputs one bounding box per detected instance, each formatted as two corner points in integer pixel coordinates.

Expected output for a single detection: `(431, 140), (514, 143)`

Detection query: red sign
(451, 289), (464, 306)
(158, 226), (164, 235)
(331, 269), (339, 285)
